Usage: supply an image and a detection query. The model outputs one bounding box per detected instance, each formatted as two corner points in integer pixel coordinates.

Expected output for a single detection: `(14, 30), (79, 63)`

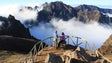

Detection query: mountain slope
(0, 15), (32, 38)
(0, 35), (41, 53)
(98, 34), (112, 61)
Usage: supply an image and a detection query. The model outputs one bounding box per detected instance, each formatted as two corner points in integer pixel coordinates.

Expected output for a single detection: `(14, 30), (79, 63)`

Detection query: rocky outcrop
(98, 34), (112, 55)
(63, 46), (98, 63)
(0, 15), (31, 38)
(45, 53), (63, 63)
(77, 10), (100, 23)
(37, 1), (77, 22)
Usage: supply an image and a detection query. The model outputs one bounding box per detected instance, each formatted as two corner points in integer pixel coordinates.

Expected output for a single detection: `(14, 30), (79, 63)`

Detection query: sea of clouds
(0, 4), (112, 50)
(29, 18), (112, 49)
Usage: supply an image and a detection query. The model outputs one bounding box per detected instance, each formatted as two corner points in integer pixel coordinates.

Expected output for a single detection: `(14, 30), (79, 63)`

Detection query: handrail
(20, 35), (111, 63)
(20, 36), (54, 63)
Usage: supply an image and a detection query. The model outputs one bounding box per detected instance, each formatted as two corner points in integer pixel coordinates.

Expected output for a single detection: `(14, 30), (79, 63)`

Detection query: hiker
(58, 32), (66, 48)
(60, 32), (66, 41)
(53, 31), (59, 49)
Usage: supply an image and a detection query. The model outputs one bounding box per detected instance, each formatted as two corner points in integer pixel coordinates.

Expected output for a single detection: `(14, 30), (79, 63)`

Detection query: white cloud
(0, 4), (19, 17)
(0, 4), (43, 24)
(107, 13), (112, 17)
(51, 18), (112, 48)
(30, 18), (112, 49)
(15, 8), (37, 23)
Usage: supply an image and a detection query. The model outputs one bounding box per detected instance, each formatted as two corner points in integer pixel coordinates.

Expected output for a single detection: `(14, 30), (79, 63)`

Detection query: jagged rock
(77, 10), (100, 23)
(0, 15), (31, 38)
(37, 1), (77, 22)
(63, 46), (98, 63)
(45, 53), (64, 63)
(63, 50), (75, 63)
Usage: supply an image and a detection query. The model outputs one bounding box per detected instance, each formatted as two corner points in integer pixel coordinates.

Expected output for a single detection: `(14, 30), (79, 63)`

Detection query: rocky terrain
(98, 34), (112, 61)
(34, 45), (109, 63)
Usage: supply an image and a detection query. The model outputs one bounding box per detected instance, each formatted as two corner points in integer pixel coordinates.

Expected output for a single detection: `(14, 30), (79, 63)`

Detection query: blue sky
(0, 0), (112, 8)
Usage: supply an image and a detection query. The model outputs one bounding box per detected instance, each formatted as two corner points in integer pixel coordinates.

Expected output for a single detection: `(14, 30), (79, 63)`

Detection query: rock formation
(45, 53), (63, 63)
(0, 15), (31, 38)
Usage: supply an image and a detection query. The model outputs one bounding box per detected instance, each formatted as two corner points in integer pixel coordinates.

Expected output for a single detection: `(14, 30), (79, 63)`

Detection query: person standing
(53, 31), (59, 49)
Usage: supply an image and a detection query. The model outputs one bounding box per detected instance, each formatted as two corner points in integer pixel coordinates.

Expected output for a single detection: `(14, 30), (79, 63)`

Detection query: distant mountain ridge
(17, 1), (112, 26)
(20, 2), (109, 26)
(36, 1), (112, 24)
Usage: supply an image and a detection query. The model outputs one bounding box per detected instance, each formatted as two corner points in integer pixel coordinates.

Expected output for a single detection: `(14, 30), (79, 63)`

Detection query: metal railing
(20, 35), (112, 63)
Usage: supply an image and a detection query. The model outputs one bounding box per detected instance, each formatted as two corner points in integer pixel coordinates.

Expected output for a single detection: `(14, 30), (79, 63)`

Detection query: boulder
(45, 53), (64, 63)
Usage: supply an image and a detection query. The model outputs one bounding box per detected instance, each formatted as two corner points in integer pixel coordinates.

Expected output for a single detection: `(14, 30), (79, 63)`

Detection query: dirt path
(35, 47), (65, 63)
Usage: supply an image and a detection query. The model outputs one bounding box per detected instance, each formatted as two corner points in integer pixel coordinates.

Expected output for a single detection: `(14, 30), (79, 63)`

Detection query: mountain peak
(37, 1), (77, 22)
(36, 2), (112, 25)
(0, 15), (31, 38)
(76, 4), (99, 11)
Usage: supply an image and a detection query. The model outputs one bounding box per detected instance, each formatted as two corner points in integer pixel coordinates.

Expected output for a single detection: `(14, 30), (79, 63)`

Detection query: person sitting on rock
(58, 32), (66, 48)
